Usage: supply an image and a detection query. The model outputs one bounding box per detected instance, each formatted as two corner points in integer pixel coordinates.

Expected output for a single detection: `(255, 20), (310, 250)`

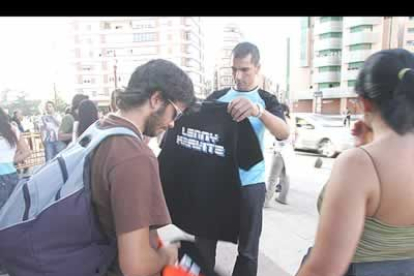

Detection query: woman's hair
(355, 48), (414, 135)
(70, 94), (89, 119)
(77, 99), (99, 137)
(0, 107), (18, 147)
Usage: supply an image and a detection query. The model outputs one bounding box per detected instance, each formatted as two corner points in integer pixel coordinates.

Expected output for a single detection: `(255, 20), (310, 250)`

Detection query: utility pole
(53, 83), (57, 106)
(286, 37), (291, 102)
(113, 51), (118, 89)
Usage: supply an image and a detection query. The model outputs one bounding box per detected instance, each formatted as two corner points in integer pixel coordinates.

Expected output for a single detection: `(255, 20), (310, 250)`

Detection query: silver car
(293, 113), (355, 158)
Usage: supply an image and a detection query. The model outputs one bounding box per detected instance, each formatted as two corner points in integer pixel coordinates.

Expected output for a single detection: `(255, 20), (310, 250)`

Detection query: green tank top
(317, 147), (414, 263)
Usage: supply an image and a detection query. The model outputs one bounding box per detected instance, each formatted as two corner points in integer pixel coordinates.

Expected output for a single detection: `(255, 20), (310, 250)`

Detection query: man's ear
(149, 91), (164, 110)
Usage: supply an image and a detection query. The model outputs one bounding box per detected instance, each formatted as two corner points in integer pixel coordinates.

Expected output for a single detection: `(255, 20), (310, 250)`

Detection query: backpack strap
(81, 121), (143, 270)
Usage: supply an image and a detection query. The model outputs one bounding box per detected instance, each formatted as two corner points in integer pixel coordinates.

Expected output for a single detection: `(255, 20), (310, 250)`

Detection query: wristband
(254, 104), (264, 118)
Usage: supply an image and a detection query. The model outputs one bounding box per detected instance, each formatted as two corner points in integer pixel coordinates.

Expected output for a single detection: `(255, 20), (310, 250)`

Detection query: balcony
(344, 17), (382, 29)
(313, 71), (341, 83)
(343, 32), (379, 46)
(314, 21), (343, 35)
(344, 69), (361, 80)
(322, 87), (357, 99)
(314, 38), (342, 51)
(343, 49), (373, 63)
(313, 55), (342, 67)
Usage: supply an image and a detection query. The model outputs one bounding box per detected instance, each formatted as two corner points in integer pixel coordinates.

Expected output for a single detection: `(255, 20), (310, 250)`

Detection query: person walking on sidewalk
(264, 103), (295, 206)
(196, 42), (289, 276)
(297, 49), (414, 276)
(40, 101), (65, 161)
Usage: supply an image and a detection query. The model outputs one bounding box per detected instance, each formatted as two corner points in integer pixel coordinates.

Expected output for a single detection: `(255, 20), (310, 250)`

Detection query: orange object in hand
(162, 265), (187, 276)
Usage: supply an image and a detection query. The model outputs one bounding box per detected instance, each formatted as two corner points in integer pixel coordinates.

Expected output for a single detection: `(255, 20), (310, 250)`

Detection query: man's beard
(143, 104), (168, 137)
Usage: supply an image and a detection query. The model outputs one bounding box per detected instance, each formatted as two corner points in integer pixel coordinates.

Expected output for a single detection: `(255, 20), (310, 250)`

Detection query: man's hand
(352, 120), (373, 147)
(227, 97), (260, 122)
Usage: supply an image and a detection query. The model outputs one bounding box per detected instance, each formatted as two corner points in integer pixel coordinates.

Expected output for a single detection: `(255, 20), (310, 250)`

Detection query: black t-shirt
(158, 101), (263, 243)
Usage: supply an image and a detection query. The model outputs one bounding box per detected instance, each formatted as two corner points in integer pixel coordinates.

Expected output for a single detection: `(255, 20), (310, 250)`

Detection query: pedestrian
(264, 103), (295, 206)
(40, 101), (64, 161)
(11, 109), (25, 133)
(196, 42), (290, 276)
(72, 99), (99, 140)
(296, 48), (414, 276)
(90, 59), (195, 275)
(343, 108), (351, 127)
(0, 106), (31, 209)
(58, 94), (89, 146)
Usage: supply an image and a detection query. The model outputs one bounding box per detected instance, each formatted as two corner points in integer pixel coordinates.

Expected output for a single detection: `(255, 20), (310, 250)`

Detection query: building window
(319, 32), (342, 39)
(133, 32), (156, 42)
(318, 83), (340, 89)
(349, 43), (372, 51)
(317, 49), (341, 57)
(82, 65), (92, 71)
(132, 19), (156, 29)
(406, 40), (414, 46)
(83, 78), (92, 84)
(408, 28), (414, 33)
(103, 22), (111, 30)
(348, 61), (364, 70)
(350, 25), (373, 33)
(318, 66), (341, 73)
(348, 80), (356, 87)
(320, 17), (342, 23)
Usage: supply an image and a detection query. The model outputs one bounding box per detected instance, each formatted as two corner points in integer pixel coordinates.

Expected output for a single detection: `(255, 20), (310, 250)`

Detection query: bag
(0, 122), (139, 276)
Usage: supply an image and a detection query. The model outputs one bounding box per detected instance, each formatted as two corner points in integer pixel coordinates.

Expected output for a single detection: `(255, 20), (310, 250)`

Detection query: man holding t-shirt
(195, 42), (290, 276)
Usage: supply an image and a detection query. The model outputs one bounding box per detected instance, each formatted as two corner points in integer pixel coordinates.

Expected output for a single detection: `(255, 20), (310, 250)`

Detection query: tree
(53, 90), (68, 114)
(6, 91), (41, 116)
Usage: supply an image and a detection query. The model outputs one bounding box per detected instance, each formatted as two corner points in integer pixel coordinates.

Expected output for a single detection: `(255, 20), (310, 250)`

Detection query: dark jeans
(44, 141), (65, 161)
(299, 247), (414, 276)
(0, 172), (19, 209)
(195, 183), (266, 276)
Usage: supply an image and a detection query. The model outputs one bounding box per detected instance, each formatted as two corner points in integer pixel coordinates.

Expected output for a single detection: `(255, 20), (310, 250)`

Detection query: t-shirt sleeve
(108, 155), (171, 235)
(259, 90), (286, 121)
(236, 119), (263, 170)
(59, 115), (74, 134)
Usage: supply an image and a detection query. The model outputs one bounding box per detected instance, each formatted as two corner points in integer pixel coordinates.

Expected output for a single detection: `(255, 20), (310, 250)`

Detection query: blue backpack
(0, 122), (139, 276)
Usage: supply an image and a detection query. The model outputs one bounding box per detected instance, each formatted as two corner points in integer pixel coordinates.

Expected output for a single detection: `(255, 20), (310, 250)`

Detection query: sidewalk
(158, 224), (290, 276)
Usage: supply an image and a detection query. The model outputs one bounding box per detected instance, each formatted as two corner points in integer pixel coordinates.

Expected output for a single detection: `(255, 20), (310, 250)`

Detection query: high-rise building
(69, 17), (206, 106)
(291, 17), (405, 115)
(403, 17), (414, 52)
(213, 23), (244, 91)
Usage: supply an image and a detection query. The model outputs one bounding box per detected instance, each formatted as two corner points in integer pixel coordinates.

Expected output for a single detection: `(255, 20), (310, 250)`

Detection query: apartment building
(69, 17), (206, 106)
(291, 17), (405, 115)
(213, 23), (244, 91)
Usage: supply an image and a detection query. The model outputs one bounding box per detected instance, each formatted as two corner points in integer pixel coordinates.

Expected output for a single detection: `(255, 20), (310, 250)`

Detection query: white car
(293, 113), (355, 158)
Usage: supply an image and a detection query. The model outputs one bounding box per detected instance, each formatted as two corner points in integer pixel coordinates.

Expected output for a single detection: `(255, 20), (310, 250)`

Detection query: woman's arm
(14, 134), (31, 163)
(296, 148), (378, 276)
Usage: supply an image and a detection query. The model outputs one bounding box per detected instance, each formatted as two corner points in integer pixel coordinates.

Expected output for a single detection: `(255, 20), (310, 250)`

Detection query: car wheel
(318, 139), (337, 158)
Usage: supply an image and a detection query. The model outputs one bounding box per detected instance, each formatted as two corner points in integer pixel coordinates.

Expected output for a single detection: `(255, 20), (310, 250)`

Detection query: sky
(0, 17), (301, 102)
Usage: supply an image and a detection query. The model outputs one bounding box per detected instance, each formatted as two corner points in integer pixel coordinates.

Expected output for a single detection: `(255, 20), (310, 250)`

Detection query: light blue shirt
(216, 87), (267, 186)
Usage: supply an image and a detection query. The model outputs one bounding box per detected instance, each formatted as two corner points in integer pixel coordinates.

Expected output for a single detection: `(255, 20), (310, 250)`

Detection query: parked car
(293, 113), (354, 158)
